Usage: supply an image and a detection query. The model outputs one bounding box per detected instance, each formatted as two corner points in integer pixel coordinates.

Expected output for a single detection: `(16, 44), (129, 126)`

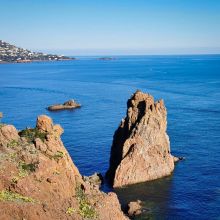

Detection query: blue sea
(0, 55), (220, 219)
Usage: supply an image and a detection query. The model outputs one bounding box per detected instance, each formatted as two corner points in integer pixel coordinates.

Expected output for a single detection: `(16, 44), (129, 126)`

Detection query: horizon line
(33, 48), (220, 57)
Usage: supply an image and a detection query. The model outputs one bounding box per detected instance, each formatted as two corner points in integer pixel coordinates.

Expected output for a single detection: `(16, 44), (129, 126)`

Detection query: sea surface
(0, 55), (220, 219)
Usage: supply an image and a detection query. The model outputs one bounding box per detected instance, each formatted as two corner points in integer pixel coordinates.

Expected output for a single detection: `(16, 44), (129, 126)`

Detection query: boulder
(0, 125), (19, 147)
(106, 90), (175, 187)
(127, 200), (142, 216)
(47, 99), (81, 111)
(83, 172), (103, 188)
(36, 115), (53, 133)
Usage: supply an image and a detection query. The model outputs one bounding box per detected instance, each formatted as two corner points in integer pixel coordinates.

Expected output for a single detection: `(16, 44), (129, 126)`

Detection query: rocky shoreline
(0, 58), (75, 64)
(0, 90), (182, 219)
(0, 115), (128, 220)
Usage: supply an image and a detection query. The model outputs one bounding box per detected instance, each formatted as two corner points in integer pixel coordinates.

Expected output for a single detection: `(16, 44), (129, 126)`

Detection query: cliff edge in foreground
(106, 90), (175, 187)
(0, 115), (127, 220)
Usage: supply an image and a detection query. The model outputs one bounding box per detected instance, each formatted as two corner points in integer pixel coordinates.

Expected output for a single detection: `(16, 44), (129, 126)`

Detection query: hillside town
(0, 40), (74, 63)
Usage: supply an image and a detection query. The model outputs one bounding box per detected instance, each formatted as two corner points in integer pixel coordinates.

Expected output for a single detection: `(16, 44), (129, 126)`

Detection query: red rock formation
(106, 90), (175, 187)
(0, 115), (128, 220)
(47, 100), (81, 111)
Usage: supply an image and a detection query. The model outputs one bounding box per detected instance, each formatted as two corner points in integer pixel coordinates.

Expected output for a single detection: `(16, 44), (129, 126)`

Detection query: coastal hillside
(0, 115), (127, 220)
(0, 40), (73, 63)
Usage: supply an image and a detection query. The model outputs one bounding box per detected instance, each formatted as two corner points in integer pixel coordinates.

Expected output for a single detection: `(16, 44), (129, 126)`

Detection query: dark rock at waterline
(47, 100), (81, 111)
(173, 156), (185, 162)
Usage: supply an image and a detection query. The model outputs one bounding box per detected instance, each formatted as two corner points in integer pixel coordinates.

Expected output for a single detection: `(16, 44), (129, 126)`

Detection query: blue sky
(1, 0), (220, 55)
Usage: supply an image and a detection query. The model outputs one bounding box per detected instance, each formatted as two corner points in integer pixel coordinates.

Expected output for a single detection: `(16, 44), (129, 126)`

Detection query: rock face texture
(106, 90), (175, 187)
(0, 115), (127, 220)
(47, 100), (81, 111)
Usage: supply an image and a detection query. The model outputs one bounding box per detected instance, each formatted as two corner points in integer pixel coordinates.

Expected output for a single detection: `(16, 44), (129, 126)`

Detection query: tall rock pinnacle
(106, 90), (175, 187)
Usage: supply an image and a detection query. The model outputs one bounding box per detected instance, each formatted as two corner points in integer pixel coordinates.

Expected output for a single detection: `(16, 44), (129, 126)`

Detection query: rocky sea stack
(0, 115), (127, 220)
(106, 90), (175, 187)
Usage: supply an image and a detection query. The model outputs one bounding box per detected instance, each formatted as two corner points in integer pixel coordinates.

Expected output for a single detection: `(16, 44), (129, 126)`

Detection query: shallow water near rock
(0, 55), (220, 219)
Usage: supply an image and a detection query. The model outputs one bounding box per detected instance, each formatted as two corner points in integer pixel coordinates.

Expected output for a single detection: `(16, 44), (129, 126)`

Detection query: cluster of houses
(0, 40), (72, 63)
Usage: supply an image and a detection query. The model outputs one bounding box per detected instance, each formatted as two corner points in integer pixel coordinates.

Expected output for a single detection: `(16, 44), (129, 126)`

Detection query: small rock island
(47, 100), (81, 111)
(98, 57), (116, 61)
(106, 90), (176, 187)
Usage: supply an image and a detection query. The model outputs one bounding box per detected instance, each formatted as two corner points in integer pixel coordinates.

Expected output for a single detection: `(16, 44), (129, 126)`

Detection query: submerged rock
(0, 115), (128, 220)
(106, 90), (175, 187)
(47, 99), (81, 111)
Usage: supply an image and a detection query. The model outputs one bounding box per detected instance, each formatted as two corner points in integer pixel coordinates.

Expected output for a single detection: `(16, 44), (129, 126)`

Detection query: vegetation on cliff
(0, 115), (128, 220)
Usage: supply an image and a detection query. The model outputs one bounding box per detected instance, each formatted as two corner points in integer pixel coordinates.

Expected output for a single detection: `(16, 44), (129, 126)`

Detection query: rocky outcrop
(127, 200), (142, 217)
(106, 90), (175, 187)
(0, 115), (128, 220)
(83, 173), (103, 189)
(47, 100), (81, 111)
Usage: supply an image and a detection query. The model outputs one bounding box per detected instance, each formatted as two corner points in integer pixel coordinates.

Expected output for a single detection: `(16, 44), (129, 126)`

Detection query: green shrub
(7, 140), (19, 148)
(66, 207), (76, 215)
(19, 128), (46, 143)
(76, 186), (97, 219)
(52, 151), (64, 161)
(0, 190), (36, 203)
(8, 152), (17, 160)
(18, 161), (38, 177)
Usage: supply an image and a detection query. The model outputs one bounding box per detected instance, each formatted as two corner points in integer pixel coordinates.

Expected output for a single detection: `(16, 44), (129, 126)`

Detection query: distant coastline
(0, 40), (75, 64)
(0, 58), (75, 64)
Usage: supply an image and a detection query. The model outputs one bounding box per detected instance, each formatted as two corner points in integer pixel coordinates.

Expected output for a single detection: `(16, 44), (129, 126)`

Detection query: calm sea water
(0, 55), (220, 219)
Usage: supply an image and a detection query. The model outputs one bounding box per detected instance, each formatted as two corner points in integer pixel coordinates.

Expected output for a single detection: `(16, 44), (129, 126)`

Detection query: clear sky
(1, 0), (220, 55)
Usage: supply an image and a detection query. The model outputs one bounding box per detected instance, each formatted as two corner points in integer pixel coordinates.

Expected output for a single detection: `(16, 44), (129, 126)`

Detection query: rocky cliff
(106, 90), (175, 187)
(0, 115), (127, 220)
